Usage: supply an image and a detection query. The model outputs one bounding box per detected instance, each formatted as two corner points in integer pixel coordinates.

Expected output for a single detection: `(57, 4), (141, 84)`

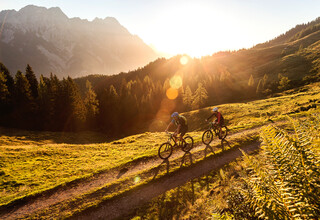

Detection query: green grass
(0, 132), (165, 206)
(131, 111), (320, 220)
(185, 82), (320, 133)
(0, 82), (320, 208)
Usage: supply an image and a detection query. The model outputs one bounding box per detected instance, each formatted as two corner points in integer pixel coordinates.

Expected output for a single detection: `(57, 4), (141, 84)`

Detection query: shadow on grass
(153, 159), (170, 180)
(180, 151), (193, 168)
(203, 138), (231, 157)
(221, 138), (231, 150)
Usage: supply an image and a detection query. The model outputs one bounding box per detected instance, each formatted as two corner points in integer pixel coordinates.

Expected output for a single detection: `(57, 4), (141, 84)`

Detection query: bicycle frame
(209, 122), (228, 137)
(208, 122), (219, 132)
(166, 132), (184, 147)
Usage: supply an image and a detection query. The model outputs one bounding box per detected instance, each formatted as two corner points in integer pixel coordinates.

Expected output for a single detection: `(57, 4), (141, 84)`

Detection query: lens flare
(166, 88), (178, 100)
(134, 176), (141, 183)
(169, 75), (182, 89)
(180, 56), (189, 65)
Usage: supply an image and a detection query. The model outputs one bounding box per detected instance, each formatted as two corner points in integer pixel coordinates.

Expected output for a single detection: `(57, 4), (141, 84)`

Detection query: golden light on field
(166, 88), (179, 100)
(169, 75), (182, 89)
(180, 56), (189, 65)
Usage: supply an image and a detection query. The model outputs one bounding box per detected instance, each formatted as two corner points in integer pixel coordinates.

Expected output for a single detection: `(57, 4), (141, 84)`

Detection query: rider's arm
(165, 121), (174, 132)
(207, 113), (214, 121)
(175, 124), (181, 134)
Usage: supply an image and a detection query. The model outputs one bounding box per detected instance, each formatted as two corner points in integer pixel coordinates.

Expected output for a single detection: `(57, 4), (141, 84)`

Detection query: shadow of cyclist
(220, 138), (231, 151)
(180, 151), (193, 168)
(116, 167), (129, 179)
(204, 144), (215, 157)
(153, 159), (170, 180)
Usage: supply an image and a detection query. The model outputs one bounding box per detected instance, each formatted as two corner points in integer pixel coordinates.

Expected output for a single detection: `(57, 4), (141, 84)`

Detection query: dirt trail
(72, 142), (260, 220)
(0, 126), (263, 220)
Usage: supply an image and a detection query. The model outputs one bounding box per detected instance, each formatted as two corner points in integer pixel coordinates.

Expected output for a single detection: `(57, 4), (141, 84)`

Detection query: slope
(0, 82), (319, 219)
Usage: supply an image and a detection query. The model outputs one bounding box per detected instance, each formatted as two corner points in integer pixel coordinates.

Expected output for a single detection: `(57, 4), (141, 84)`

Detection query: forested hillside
(1, 17), (320, 136)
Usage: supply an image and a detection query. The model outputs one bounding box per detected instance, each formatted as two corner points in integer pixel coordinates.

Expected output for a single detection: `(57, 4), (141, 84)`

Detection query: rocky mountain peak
(0, 5), (157, 78)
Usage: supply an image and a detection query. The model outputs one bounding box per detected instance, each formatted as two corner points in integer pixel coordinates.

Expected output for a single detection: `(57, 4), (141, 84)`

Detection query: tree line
(0, 63), (98, 131)
(0, 56), (299, 136)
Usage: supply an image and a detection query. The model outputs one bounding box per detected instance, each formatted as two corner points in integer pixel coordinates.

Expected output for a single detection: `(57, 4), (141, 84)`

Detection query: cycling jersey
(207, 112), (224, 125)
(172, 115), (188, 136)
(172, 115), (188, 127)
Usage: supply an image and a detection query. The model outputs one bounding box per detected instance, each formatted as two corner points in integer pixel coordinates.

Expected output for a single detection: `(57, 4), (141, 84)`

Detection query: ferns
(241, 113), (320, 219)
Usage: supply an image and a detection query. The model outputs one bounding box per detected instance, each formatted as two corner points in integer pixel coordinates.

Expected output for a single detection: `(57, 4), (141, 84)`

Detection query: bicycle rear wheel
(182, 136), (194, 152)
(219, 126), (228, 139)
(202, 130), (213, 145)
(158, 142), (173, 159)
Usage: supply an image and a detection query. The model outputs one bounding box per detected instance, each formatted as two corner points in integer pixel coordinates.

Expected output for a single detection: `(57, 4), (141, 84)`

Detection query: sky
(1, 0), (320, 58)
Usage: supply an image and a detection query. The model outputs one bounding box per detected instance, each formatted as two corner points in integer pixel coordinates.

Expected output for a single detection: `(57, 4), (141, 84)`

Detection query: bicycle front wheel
(158, 142), (173, 159)
(202, 130), (213, 145)
(182, 136), (194, 152)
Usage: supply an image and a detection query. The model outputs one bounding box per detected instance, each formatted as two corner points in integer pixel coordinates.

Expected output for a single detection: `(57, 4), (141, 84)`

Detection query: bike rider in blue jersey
(165, 112), (188, 142)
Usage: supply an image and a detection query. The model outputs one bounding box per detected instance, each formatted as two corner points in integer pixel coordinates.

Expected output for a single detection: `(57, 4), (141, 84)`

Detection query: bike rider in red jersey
(206, 107), (224, 138)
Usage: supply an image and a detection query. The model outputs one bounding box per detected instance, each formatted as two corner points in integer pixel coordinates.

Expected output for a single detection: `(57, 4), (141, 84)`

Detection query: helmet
(212, 107), (218, 112)
(171, 112), (179, 117)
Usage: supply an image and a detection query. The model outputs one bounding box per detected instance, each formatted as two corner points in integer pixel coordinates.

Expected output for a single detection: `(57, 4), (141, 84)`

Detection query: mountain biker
(206, 107), (224, 138)
(165, 112), (188, 142)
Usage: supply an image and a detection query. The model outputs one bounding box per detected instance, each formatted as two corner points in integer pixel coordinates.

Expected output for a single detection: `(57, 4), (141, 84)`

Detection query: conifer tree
(25, 64), (38, 99)
(38, 75), (48, 103)
(248, 74), (255, 87)
(14, 71), (33, 105)
(64, 77), (86, 131)
(47, 73), (63, 130)
(0, 72), (9, 101)
(0, 63), (14, 107)
(183, 85), (193, 110)
(13, 70), (35, 127)
(0, 71), (9, 124)
(262, 74), (268, 88)
(37, 75), (50, 129)
(256, 78), (263, 95)
(109, 84), (118, 100)
(98, 84), (119, 134)
(163, 78), (170, 92)
(192, 82), (208, 109)
(0, 63), (14, 95)
(84, 80), (99, 128)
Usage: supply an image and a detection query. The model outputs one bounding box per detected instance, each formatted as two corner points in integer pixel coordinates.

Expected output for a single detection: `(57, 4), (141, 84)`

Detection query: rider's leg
(180, 126), (188, 142)
(173, 129), (178, 142)
(218, 124), (223, 138)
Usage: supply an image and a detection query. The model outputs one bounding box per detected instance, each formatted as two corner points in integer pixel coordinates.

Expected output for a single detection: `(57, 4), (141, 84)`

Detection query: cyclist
(165, 112), (188, 142)
(206, 107), (224, 138)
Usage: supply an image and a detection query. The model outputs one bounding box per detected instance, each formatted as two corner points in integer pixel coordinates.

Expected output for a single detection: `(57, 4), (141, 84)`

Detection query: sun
(146, 3), (237, 57)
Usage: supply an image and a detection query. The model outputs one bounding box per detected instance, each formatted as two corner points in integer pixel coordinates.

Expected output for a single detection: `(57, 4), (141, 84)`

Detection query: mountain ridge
(0, 5), (158, 77)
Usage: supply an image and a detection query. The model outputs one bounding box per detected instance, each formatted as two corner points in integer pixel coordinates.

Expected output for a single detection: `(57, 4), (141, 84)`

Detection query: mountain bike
(202, 122), (228, 145)
(158, 132), (194, 159)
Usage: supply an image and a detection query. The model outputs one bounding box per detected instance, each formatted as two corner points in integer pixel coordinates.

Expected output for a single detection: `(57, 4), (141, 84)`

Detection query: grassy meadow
(0, 82), (320, 208)
(132, 103), (320, 220)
